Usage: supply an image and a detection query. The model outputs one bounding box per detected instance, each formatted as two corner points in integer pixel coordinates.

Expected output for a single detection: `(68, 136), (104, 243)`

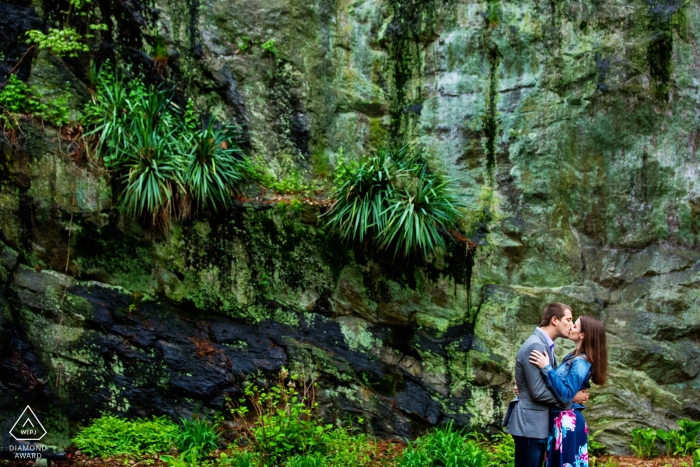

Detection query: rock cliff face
(1, 0), (700, 455)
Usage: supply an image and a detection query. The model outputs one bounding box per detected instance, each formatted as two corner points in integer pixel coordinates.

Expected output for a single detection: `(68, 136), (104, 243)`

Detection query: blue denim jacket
(540, 353), (591, 412)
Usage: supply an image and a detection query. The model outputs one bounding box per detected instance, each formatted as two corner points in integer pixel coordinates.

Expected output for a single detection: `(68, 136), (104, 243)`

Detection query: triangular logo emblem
(9, 406), (47, 441)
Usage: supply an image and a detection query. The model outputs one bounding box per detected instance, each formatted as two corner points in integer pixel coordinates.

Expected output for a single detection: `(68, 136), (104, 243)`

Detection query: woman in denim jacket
(529, 315), (608, 467)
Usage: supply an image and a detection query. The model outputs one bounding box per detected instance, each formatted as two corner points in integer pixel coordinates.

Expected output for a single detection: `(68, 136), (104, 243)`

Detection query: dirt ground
(0, 450), (694, 466)
(596, 455), (695, 466)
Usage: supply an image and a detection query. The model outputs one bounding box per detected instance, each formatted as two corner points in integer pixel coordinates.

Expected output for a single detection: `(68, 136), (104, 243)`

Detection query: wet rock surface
(0, 261), (478, 447)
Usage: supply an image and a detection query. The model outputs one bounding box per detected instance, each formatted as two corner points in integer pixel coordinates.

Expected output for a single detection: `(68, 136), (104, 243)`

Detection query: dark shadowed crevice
(483, 46), (501, 181)
(643, 0), (686, 101)
(384, 0), (442, 144)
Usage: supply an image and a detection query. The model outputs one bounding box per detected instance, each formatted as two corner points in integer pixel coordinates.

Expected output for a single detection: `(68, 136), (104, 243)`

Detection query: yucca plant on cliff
(119, 87), (183, 229)
(325, 146), (463, 256)
(84, 64), (250, 227)
(325, 146), (395, 243)
(181, 118), (245, 213)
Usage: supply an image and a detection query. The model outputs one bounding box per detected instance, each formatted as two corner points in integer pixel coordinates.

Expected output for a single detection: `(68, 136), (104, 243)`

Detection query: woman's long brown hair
(575, 315), (608, 385)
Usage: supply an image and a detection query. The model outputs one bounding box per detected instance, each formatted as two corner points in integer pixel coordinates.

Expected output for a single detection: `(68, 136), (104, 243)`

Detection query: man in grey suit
(503, 303), (589, 467)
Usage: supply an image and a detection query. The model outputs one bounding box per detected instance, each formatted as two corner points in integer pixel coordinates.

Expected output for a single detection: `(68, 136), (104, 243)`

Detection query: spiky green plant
(325, 146), (462, 256)
(83, 63), (252, 227)
(379, 163), (461, 256)
(83, 63), (130, 166)
(182, 120), (245, 212)
(324, 146), (396, 244)
(399, 422), (487, 467)
(175, 417), (220, 458)
(119, 89), (182, 226)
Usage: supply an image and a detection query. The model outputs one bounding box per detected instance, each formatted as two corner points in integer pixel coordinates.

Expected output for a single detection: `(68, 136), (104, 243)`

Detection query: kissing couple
(503, 303), (608, 467)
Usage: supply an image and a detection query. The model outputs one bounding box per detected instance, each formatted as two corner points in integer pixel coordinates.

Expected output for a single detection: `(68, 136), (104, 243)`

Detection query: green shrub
(83, 63), (132, 166)
(324, 146), (462, 257)
(693, 448), (700, 467)
(485, 432), (514, 466)
(261, 39), (278, 56)
(91, 76), (183, 227)
(399, 422), (487, 467)
(654, 420), (700, 457)
(285, 453), (328, 467)
(675, 420), (700, 455)
(323, 419), (375, 466)
(118, 88), (182, 227)
(72, 413), (181, 457)
(83, 63), (247, 224)
(25, 0), (107, 58)
(228, 369), (332, 465)
(182, 120), (245, 212)
(219, 451), (258, 467)
(160, 449), (200, 467)
(0, 75), (71, 128)
(630, 427), (657, 458)
(27, 28), (90, 58)
(656, 428), (674, 456)
(176, 417), (221, 459)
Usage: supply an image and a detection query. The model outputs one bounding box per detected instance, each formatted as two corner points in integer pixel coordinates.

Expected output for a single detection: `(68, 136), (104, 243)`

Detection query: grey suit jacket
(503, 330), (570, 439)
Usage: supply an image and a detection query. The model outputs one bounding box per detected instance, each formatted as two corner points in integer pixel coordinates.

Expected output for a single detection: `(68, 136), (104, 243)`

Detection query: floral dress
(540, 353), (592, 467)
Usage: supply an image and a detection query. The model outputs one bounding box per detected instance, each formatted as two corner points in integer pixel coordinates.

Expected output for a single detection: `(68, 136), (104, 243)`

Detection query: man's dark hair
(539, 302), (571, 327)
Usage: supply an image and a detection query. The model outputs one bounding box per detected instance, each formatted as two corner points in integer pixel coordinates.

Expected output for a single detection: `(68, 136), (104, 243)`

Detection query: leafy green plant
(242, 156), (277, 188)
(675, 420), (700, 455)
(152, 35), (169, 75)
(322, 418), (375, 466)
(485, 432), (514, 467)
(0, 75), (71, 129)
(656, 428), (674, 456)
(219, 451), (257, 467)
(273, 170), (312, 195)
(72, 413), (181, 457)
(630, 427), (657, 458)
(228, 368), (332, 465)
(261, 39), (278, 56)
(285, 453), (328, 467)
(379, 166), (461, 256)
(289, 199), (304, 213)
(26, 0), (106, 57)
(181, 120), (245, 212)
(84, 64), (248, 225)
(83, 62), (253, 225)
(176, 417), (220, 459)
(324, 146), (463, 256)
(160, 449), (201, 467)
(399, 422), (487, 467)
(27, 28), (88, 57)
(693, 448), (699, 467)
(238, 36), (254, 53)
